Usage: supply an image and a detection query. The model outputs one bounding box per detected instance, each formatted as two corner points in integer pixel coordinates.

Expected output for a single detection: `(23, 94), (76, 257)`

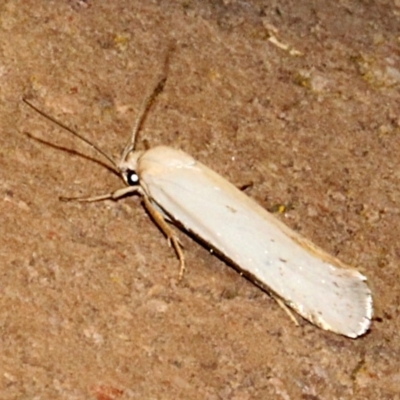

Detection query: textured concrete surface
(1, 1), (399, 399)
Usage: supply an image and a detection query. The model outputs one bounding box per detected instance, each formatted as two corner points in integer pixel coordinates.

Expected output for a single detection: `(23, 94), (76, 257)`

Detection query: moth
(23, 70), (373, 339)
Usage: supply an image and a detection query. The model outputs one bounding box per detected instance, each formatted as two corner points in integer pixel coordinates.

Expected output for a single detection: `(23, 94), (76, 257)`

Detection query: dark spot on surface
(226, 205), (237, 213)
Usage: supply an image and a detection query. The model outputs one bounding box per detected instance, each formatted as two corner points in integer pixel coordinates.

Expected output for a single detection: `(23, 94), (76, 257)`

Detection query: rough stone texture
(1, 1), (399, 399)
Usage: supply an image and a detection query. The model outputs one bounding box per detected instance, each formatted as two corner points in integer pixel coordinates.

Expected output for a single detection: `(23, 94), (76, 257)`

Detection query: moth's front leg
(143, 196), (185, 280)
(60, 186), (141, 203)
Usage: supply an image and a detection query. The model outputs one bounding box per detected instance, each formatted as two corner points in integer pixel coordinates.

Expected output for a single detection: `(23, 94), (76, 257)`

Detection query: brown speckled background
(1, 1), (399, 399)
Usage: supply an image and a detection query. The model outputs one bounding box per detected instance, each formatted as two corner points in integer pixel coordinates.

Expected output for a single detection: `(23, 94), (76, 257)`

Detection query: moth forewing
(128, 145), (372, 338)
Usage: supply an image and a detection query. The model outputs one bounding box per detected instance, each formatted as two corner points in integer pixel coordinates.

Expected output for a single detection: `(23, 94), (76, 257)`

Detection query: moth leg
(273, 295), (300, 327)
(60, 186), (141, 203)
(143, 196), (185, 280)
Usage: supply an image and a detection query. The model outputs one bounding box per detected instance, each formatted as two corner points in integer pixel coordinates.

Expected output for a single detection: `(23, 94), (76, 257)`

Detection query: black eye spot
(126, 169), (139, 186)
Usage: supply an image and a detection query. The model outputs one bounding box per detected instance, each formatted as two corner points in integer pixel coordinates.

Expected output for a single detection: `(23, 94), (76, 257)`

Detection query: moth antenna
(120, 47), (171, 162)
(22, 97), (119, 173)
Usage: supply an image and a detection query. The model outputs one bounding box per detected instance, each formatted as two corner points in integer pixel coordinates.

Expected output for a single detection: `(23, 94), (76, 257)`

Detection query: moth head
(119, 150), (144, 186)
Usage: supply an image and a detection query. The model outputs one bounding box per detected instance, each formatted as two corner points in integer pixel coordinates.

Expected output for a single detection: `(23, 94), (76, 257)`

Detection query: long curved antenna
(120, 47), (171, 163)
(22, 98), (119, 172)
